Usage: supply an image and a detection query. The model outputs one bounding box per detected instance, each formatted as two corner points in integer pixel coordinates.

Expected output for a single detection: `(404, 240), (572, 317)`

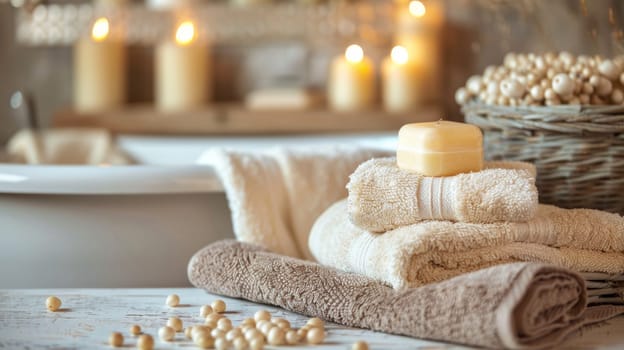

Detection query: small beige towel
(348, 157), (538, 232)
(310, 199), (624, 289)
(188, 240), (624, 350)
(7, 128), (132, 165)
(202, 146), (391, 259)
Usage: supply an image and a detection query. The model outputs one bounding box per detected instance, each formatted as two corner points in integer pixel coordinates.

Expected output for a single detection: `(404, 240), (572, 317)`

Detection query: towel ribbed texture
(188, 240), (624, 350)
(347, 157), (539, 231)
(310, 199), (624, 289)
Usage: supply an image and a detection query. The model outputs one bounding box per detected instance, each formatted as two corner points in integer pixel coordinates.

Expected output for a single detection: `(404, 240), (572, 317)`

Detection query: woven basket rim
(462, 102), (624, 115)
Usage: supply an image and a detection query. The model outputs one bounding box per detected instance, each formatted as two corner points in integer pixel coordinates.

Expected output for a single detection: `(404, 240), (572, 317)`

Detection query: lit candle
(156, 20), (210, 111)
(394, 0), (443, 103)
(327, 44), (376, 111)
(382, 45), (421, 112)
(73, 17), (126, 113)
(397, 121), (483, 177)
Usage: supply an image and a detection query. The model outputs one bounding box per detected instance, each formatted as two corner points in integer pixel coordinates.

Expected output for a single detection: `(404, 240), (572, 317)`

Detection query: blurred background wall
(0, 0), (623, 144)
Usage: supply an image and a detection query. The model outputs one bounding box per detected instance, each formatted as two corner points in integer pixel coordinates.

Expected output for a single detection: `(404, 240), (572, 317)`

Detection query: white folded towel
(309, 199), (624, 289)
(348, 157), (538, 232)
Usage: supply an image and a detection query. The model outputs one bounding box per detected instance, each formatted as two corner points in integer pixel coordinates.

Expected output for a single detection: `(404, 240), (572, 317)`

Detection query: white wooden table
(1, 288), (623, 349)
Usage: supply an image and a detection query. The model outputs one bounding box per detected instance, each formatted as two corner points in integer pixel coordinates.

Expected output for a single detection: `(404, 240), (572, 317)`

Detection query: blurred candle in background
(156, 20), (210, 111)
(328, 44), (376, 111)
(73, 17), (126, 113)
(394, 0), (443, 103)
(382, 45), (420, 112)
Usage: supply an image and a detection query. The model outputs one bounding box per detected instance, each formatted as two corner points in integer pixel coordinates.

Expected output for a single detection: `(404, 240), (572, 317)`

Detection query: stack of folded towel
(190, 146), (624, 349)
(310, 157), (624, 290)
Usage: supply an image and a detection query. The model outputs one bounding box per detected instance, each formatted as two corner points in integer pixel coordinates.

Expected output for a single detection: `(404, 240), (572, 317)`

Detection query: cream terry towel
(202, 146), (391, 259)
(348, 157), (538, 232)
(310, 199), (624, 289)
(7, 128), (132, 165)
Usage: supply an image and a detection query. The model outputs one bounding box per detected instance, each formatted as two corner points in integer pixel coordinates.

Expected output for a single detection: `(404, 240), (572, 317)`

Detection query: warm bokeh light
(409, 0), (426, 17)
(175, 21), (196, 45)
(345, 44), (364, 64)
(91, 17), (110, 42)
(391, 46), (409, 64)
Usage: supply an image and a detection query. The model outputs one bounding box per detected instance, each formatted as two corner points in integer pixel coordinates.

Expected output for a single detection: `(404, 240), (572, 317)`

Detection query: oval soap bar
(397, 121), (483, 176)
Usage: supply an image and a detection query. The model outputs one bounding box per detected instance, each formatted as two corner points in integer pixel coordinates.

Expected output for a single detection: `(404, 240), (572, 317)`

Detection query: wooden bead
(545, 97), (561, 106)
(193, 326), (210, 342)
(158, 326), (175, 342)
(196, 335), (215, 349)
(297, 328), (308, 340)
(241, 318), (256, 328)
(582, 82), (594, 94)
(137, 334), (154, 350)
(184, 326), (194, 340)
(599, 60), (620, 80)
(530, 86), (544, 100)
(109, 332), (124, 347)
(206, 313), (223, 324)
(596, 78), (613, 96)
(352, 341), (370, 350)
(466, 75), (483, 94)
(268, 327), (286, 345)
(544, 88), (557, 100)
(589, 75), (601, 86)
(620, 72), (624, 85)
(454, 87), (470, 105)
(567, 97), (580, 105)
(591, 95), (606, 105)
(272, 318), (291, 330)
(46, 296), (61, 312)
(211, 328), (225, 339)
(167, 317), (183, 332)
(579, 94), (590, 104)
(226, 328), (242, 341)
(259, 322), (274, 336)
(166, 294), (179, 307)
(497, 96), (509, 106)
(552, 73), (574, 96)
(249, 338), (265, 350)
(130, 325), (142, 336)
(233, 337), (248, 350)
(500, 79), (524, 98)
(254, 310), (271, 322)
(217, 318), (233, 332)
(244, 328), (262, 341)
(205, 320), (218, 329)
(215, 337), (230, 350)
(307, 317), (325, 329)
(286, 330), (299, 345)
(200, 305), (214, 318)
(212, 300), (227, 313)
(306, 328), (325, 345)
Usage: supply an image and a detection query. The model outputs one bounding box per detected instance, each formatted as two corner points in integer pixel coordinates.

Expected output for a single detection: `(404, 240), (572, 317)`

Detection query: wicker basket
(463, 103), (624, 213)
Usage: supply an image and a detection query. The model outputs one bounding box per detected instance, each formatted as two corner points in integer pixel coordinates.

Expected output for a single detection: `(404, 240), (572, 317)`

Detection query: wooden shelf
(52, 104), (440, 135)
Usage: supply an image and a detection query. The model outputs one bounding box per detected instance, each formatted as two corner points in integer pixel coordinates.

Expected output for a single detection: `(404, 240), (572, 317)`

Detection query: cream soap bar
(397, 121), (483, 176)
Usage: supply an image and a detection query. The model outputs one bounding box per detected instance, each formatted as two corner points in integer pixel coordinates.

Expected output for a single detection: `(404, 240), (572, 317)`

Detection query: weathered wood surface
(1, 288), (623, 349)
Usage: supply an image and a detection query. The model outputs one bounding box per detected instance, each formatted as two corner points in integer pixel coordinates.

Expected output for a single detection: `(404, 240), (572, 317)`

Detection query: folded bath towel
(348, 157), (538, 231)
(188, 240), (624, 350)
(310, 199), (624, 289)
(201, 146), (391, 259)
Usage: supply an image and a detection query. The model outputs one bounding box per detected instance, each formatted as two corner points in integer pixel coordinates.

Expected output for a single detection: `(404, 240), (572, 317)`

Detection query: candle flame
(175, 21), (196, 45)
(91, 17), (110, 42)
(345, 44), (364, 64)
(391, 45), (409, 64)
(409, 0), (426, 18)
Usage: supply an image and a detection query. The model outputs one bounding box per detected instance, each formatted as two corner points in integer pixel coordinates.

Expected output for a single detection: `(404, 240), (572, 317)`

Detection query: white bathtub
(0, 133), (396, 288)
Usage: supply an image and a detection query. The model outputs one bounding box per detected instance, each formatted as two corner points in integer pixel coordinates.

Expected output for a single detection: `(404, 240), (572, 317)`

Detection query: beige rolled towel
(310, 199), (624, 289)
(188, 240), (624, 350)
(347, 157), (538, 232)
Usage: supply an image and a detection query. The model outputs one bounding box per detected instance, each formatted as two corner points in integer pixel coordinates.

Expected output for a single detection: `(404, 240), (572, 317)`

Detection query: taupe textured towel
(200, 146), (391, 259)
(188, 240), (624, 350)
(310, 199), (624, 289)
(348, 157), (538, 232)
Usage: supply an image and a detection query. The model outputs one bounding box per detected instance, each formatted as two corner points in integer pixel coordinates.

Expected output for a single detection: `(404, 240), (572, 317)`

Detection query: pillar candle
(73, 17), (126, 113)
(394, 0), (444, 103)
(382, 45), (421, 112)
(156, 20), (210, 111)
(327, 44), (376, 111)
(397, 121), (483, 177)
